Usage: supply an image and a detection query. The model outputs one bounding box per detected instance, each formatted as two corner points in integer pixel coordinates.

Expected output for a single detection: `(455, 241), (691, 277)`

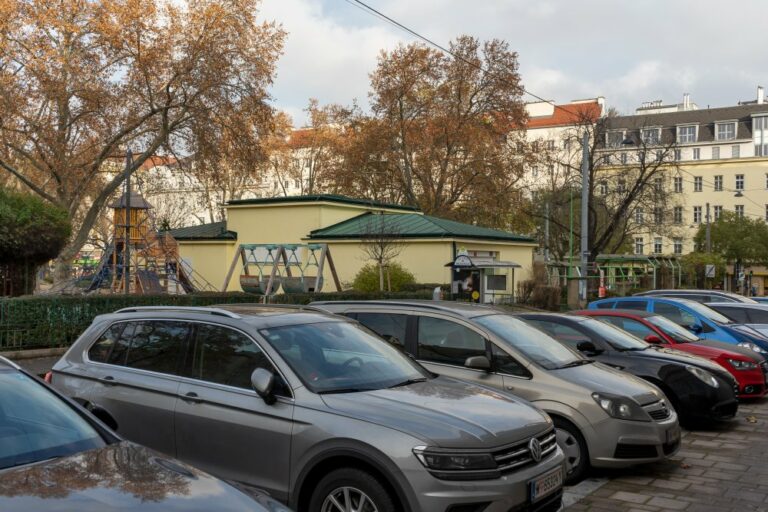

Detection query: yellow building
(169, 195), (537, 302)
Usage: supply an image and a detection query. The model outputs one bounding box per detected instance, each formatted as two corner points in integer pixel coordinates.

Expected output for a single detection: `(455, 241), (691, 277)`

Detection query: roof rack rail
(210, 303), (328, 313)
(114, 306), (241, 319)
(0, 356), (21, 370)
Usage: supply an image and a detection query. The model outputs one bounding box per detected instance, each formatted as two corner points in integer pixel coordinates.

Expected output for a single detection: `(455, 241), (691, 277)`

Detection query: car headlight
(686, 365), (719, 387)
(727, 358), (759, 370)
(737, 342), (767, 354)
(591, 392), (650, 421)
(413, 447), (497, 471)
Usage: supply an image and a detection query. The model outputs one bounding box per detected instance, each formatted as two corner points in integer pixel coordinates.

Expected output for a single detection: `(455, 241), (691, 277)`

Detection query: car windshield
(261, 321), (430, 394)
(646, 315), (699, 342)
(578, 318), (650, 351)
(475, 314), (583, 370)
(0, 370), (106, 471)
(681, 301), (734, 324)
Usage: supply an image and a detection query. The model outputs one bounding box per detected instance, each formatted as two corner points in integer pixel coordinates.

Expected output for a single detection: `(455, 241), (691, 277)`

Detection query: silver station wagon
(51, 305), (565, 512)
(314, 300), (682, 484)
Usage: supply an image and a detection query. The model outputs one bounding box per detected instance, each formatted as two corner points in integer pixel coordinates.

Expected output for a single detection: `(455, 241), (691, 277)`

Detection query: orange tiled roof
(526, 101), (602, 128)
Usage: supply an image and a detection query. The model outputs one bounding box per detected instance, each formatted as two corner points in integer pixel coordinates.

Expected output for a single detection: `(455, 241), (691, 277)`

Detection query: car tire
(309, 467), (396, 512)
(553, 417), (589, 485)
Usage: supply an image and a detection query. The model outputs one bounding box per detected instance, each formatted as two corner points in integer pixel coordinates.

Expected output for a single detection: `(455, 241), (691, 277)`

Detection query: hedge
(0, 291), (432, 351)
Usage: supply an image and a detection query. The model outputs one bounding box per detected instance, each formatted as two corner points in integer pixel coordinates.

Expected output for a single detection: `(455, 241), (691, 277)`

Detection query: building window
(673, 176), (683, 193)
(735, 205), (745, 218)
(716, 122), (736, 141)
(653, 177), (663, 194)
(294, 179), (301, 189)
(655, 150), (663, 162)
(642, 128), (660, 145)
(712, 146), (720, 159)
(617, 179), (626, 193)
(546, 140), (555, 150)
(621, 152), (628, 164)
(754, 116), (768, 156)
(694, 176), (703, 192)
(677, 125), (697, 143)
(765, 205), (768, 222)
(673, 238), (683, 255)
(635, 207), (644, 224)
(634, 237), (644, 255)
(674, 149), (681, 161)
(736, 174), (744, 190)
(673, 206), (683, 224)
(714, 205), (723, 220)
(599, 180), (608, 195)
(602, 154), (611, 165)
(654, 237), (663, 254)
(693, 147), (700, 160)
(732, 145), (740, 158)
(714, 175), (723, 191)
(654, 207), (663, 224)
(606, 131), (625, 147)
(693, 206), (702, 224)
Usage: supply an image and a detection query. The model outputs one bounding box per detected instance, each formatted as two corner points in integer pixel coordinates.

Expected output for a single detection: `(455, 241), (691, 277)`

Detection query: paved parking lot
(564, 398), (768, 511)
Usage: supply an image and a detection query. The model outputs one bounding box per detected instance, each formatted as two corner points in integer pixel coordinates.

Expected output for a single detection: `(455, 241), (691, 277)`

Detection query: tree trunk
(378, 262), (384, 292)
(53, 241), (81, 284)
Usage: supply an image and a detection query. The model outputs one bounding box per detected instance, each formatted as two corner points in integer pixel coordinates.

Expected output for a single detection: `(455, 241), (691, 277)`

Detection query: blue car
(588, 296), (768, 355)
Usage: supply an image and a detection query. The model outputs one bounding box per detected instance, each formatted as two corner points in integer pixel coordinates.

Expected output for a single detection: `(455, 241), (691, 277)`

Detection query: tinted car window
(601, 317), (655, 339)
(747, 308), (768, 323)
(125, 321), (189, 374)
(614, 300), (647, 310)
(595, 302), (614, 309)
(417, 316), (486, 366)
(654, 302), (698, 327)
(190, 324), (289, 395)
(491, 344), (530, 377)
(356, 313), (408, 347)
(88, 324), (126, 363)
(0, 370), (105, 470)
(714, 307), (749, 323)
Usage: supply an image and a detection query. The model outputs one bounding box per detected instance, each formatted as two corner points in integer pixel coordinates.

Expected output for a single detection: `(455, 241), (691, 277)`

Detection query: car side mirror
(688, 324), (702, 334)
(464, 355), (491, 371)
(576, 341), (602, 355)
(381, 334), (401, 346)
(644, 334), (663, 344)
(251, 368), (276, 405)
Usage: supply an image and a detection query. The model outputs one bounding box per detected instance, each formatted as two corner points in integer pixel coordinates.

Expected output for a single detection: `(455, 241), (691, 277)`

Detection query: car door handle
(505, 385), (515, 391)
(181, 392), (203, 404)
(99, 375), (117, 386)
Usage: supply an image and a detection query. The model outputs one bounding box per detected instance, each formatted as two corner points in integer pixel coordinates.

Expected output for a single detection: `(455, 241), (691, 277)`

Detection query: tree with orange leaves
(0, 0), (284, 280)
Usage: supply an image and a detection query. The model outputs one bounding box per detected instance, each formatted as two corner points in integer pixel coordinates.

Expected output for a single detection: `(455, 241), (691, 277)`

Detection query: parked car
(589, 296), (768, 354)
(633, 289), (758, 304)
(313, 300), (681, 484)
(752, 297), (768, 304)
(707, 302), (768, 324)
(51, 305), (565, 512)
(574, 309), (768, 398)
(0, 356), (291, 512)
(518, 313), (739, 425)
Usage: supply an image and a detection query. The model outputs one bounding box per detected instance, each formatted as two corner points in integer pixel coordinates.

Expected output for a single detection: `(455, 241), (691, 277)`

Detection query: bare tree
(359, 212), (405, 291)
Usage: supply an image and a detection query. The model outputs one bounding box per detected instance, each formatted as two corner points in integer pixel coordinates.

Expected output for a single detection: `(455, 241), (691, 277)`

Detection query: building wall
(177, 241), (237, 291)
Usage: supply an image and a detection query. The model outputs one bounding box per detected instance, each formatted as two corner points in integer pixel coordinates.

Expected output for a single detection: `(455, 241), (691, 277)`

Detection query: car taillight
(44, 371), (53, 384)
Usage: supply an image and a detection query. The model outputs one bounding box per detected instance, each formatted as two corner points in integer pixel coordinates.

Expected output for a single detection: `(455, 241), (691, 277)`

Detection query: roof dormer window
(641, 128), (660, 145)
(605, 130), (625, 148)
(715, 121), (736, 141)
(676, 125), (697, 144)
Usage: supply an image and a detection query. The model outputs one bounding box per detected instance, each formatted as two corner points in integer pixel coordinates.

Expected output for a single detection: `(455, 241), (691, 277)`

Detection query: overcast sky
(260, 0), (768, 126)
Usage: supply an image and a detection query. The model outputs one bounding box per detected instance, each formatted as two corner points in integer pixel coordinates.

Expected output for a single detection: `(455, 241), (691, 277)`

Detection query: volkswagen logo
(528, 438), (542, 462)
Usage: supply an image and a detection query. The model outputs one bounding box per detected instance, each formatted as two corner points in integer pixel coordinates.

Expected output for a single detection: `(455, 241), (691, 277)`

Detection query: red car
(575, 309), (768, 399)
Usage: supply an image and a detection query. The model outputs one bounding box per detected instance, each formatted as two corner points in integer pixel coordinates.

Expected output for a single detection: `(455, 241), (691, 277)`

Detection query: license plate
(666, 425), (681, 444)
(529, 467), (562, 503)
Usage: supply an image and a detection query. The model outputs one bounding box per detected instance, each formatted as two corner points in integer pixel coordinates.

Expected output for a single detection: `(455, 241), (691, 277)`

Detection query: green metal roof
(168, 221), (237, 241)
(307, 213), (535, 242)
(227, 194), (419, 212)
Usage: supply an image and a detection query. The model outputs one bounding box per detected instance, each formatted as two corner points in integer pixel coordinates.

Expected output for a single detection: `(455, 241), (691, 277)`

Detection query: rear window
(594, 301), (615, 309)
(615, 300), (647, 311)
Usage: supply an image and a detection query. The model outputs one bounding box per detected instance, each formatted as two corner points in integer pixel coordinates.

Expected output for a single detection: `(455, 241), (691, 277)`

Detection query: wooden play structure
(222, 243), (341, 295)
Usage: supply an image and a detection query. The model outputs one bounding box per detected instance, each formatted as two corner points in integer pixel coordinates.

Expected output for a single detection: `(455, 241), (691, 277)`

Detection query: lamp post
(579, 132), (589, 302)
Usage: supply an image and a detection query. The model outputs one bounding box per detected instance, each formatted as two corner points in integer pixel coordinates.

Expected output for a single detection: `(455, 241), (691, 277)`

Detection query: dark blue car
(588, 297), (768, 356)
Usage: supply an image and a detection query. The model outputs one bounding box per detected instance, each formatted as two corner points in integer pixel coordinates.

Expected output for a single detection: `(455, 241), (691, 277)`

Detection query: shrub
(352, 263), (416, 292)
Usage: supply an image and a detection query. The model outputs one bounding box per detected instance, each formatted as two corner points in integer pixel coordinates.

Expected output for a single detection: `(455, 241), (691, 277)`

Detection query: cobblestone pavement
(564, 399), (768, 511)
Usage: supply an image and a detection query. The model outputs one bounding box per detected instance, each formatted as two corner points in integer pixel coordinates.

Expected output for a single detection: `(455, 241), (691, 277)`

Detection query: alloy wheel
(321, 486), (379, 512)
(556, 428), (582, 475)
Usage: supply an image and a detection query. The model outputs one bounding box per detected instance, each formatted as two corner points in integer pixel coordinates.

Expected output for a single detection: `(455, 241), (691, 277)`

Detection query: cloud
(259, 0), (768, 124)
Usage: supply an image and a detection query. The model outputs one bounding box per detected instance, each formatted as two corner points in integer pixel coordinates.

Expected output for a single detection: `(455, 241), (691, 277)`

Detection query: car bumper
(407, 447), (565, 512)
(586, 411), (680, 468)
(677, 379), (739, 421)
(731, 369), (768, 399)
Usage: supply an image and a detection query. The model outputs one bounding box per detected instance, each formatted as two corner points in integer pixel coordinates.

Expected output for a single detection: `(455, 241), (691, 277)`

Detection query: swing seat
(282, 276), (324, 293)
(240, 275), (283, 295)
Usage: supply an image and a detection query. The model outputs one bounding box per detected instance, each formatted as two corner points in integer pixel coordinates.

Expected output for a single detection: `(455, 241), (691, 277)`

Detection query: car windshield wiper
(621, 346), (648, 351)
(387, 377), (428, 389)
(317, 387), (377, 395)
(556, 359), (593, 369)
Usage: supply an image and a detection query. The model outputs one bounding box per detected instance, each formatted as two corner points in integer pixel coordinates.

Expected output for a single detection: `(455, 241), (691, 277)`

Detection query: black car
(0, 357), (292, 512)
(518, 313), (739, 426)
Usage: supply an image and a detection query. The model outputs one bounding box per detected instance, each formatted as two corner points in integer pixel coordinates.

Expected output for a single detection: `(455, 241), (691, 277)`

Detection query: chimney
(683, 93), (690, 109)
(758, 85), (765, 105)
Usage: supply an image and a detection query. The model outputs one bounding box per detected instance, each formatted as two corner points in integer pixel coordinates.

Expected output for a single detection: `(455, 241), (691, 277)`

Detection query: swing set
(221, 243), (341, 295)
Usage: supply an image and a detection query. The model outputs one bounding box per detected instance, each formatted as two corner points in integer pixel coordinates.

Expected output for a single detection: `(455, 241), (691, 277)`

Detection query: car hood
(633, 346), (735, 380)
(0, 442), (283, 512)
(694, 339), (765, 362)
(321, 376), (551, 449)
(554, 362), (661, 405)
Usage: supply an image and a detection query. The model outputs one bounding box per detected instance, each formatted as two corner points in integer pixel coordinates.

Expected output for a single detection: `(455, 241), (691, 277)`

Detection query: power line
(342, 0), (583, 118)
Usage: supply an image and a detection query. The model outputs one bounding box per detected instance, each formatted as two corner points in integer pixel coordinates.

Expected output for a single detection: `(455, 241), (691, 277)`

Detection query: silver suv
(51, 305), (565, 512)
(313, 301), (681, 483)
